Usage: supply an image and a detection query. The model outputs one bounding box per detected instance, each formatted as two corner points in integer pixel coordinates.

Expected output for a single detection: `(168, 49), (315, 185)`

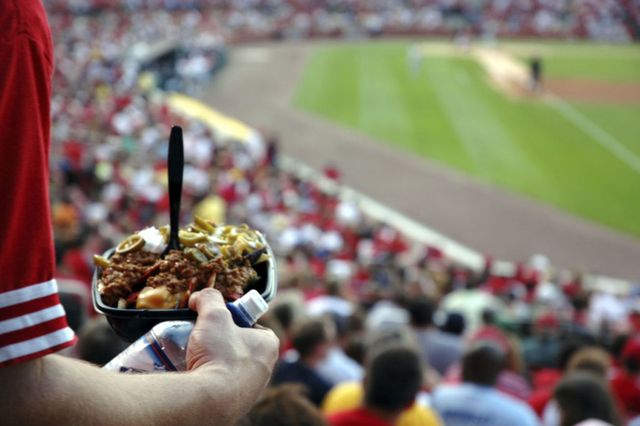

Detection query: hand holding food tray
(92, 221), (277, 341)
(91, 126), (277, 342)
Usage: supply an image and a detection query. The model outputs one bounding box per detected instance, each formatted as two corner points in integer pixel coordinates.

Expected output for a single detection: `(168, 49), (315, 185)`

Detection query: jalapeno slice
(116, 234), (145, 254)
(185, 247), (208, 264)
(194, 215), (216, 234)
(179, 230), (208, 246)
(190, 224), (209, 235)
(93, 254), (111, 268)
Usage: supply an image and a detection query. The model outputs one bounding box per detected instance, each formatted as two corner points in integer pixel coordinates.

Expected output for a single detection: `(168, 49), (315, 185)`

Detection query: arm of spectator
(0, 289), (279, 426)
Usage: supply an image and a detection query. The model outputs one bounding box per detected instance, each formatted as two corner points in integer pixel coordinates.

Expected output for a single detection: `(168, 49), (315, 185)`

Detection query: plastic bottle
(103, 290), (269, 373)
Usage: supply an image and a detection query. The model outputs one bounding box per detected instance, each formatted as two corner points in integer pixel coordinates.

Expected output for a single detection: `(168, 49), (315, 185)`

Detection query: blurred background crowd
(44, 1), (640, 425)
(44, 0), (640, 41)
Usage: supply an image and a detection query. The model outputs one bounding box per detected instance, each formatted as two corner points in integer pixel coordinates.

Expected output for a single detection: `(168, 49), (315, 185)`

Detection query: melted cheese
(136, 286), (183, 309)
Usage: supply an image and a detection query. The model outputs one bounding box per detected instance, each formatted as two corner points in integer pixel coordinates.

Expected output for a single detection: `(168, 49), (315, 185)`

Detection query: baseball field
(294, 41), (640, 237)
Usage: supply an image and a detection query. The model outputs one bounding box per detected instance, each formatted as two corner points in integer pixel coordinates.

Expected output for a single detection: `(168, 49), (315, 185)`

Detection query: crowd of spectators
(44, 0), (640, 41)
(43, 2), (640, 425)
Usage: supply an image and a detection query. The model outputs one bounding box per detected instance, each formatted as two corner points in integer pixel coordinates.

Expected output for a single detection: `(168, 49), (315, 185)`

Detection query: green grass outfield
(294, 41), (640, 237)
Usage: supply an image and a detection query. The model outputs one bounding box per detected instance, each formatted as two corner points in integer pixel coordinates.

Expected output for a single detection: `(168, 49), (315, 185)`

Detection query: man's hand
(187, 289), (279, 416)
(0, 289), (279, 426)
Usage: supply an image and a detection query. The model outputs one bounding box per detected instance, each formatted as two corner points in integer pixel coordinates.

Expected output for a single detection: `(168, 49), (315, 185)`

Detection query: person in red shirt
(0, 2), (278, 424)
(0, 0), (76, 367)
(610, 335), (640, 418)
(328, 346), (423, 426)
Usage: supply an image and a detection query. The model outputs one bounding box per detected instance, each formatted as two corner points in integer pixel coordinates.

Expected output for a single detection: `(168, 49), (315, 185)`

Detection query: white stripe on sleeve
(0, 327), (75, 363)
(0, 279), (58, 308)
(0, 304), (66, 335)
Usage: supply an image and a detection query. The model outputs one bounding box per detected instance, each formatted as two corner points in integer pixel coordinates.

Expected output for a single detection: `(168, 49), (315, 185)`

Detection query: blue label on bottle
(143, 333), (178, 372)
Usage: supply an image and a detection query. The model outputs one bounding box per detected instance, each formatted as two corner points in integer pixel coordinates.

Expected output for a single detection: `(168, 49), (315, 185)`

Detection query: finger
(189, 288), (224, 312)
(190, 289), (235, 329)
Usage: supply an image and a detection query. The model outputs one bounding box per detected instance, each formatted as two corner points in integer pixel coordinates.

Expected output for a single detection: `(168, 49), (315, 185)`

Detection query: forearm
(0, 355), (251, 426)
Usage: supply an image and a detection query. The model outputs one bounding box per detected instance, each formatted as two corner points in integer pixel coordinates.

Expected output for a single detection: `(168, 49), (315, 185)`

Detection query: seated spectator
(445, 320), (532, 401)
(270, 302), (296, 353)
(610, 335), (640, 419)
(271, 319), (333, 405)
(440, 279), (505, 332)
(324, 327), (438, 426)
(316, 314), (364, 385)
(307, 281), (354, 318)
(522, 312), (562, 372)
(432, 342), (539, 426)
(467, 309), (531, 400)
(554, 373), (621, 426)
(542, 345), (613, 426)
(327, 346), (437, 426)
(528, 335), (597, 417)
(323, 380), (440, 426)
(238, 384), (327, 426)
(408, 296), (463, 376)
(366, 299), (410, 331)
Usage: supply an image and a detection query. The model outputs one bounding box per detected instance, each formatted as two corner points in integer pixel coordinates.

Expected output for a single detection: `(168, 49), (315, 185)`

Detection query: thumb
(189, 288), (225, 313)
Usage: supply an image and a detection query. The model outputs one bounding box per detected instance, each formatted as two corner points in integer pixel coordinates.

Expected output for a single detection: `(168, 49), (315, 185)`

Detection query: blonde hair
(567, 346), (611, 378)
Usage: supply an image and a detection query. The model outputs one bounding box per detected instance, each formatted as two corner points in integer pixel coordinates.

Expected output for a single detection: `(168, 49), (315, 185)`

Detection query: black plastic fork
(162, 126), (184, 256)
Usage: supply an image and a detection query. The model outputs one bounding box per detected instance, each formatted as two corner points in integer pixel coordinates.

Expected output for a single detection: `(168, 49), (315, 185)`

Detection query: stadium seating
(46, 2), (640, 424)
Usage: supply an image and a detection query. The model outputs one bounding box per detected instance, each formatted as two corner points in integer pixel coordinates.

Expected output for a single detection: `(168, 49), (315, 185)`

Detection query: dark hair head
(438, 311), (466, 336)
(325, 281), (341, 296)
(554, 373), (621, 426)
(292, 320), (328, 359)
(240, 384), (327, 426)
(272, 303), (295, 331)
(461, 342), (506, 386)
(345, 337), (366, 366)
(364, 346), (423, 413)
(407, 297), (434, 327)
(481, 309), (496, 325)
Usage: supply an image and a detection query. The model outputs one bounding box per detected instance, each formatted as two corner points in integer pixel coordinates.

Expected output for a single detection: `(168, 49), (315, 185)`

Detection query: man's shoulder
(485, 390), (539, 423)
(432, 383), (469, 398)
(274, 360), (330, 386)
(272, 359), (303, 379)
(433, 384), (538, 426)
(276, 358), (307, 371)
(433, 383), (532, 411)
(426, 330), (463, 347)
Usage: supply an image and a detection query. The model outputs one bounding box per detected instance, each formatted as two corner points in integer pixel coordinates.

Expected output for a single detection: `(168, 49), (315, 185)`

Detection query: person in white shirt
(432, 342), (540, 426)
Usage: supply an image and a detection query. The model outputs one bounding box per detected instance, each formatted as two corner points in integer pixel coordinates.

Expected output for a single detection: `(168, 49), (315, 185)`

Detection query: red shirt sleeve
(0, 0), (75, 367)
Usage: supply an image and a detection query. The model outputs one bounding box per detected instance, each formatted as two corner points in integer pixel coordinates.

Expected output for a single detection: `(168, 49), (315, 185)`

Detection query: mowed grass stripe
(294, 42), (640, 236)
(548, 96), (640, 175)
(425, 58), (545, 185)
(358, 46), (413, 145)
(571, 104), (640, 159)
(296, 47), (360, 127)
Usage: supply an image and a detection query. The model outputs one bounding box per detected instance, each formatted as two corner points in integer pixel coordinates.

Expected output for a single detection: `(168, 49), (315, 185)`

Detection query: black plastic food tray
(92, 233), (277, 342)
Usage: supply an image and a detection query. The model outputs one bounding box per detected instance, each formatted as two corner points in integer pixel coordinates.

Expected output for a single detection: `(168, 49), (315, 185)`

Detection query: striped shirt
(0, 0), (75, 367)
